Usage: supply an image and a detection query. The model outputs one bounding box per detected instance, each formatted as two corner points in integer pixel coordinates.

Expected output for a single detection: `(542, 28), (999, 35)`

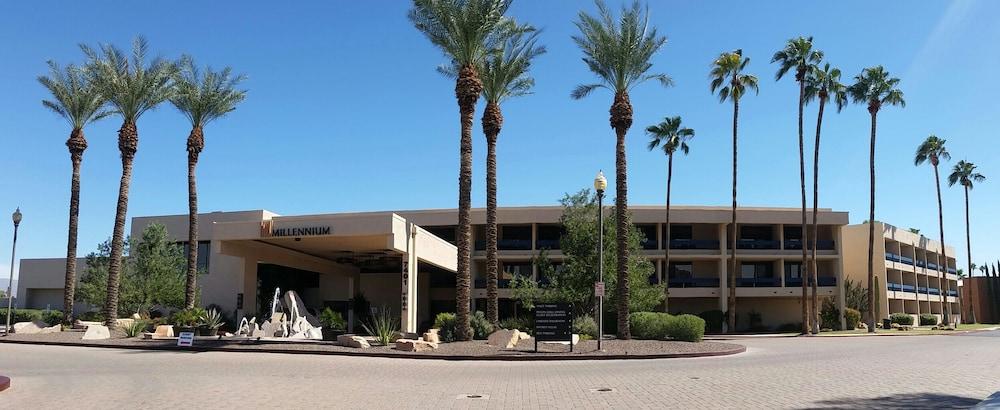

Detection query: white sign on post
(177, 332), (195, 347)
(594, 281), (605, 297)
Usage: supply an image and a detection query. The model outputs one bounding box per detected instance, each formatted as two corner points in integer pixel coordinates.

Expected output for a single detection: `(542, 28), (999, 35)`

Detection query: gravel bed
(0, 332), (744, 360)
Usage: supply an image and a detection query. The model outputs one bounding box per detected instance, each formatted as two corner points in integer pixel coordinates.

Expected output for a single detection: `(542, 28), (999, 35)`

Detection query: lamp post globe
(594, 171), (607, 193)
(12, 208), (21, 226)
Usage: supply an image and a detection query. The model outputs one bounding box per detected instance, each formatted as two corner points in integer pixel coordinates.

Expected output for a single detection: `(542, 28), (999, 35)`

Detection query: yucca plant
(200, 308), (224, 330)
(124, 320), (147, 338)
(362, 306), (400, 346)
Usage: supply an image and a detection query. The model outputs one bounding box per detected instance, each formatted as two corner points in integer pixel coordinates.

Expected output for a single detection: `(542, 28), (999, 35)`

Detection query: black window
(785, 262), (803, 279)
(668, 225), (693, 240)
(741, 226), (773, 241)
(181, 241), (210, 272)
(424, 226), (456, 245)
(635, 224), (658, 249)
(783, 226), (803, 241)
(536, 225), (563, 250)
(741, 262), (774, 279)
(669, 262), (693, 279)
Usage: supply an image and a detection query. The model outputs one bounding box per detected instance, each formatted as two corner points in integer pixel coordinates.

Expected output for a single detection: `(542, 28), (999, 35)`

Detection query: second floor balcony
(737, 239), (781, 250)
(782, 240), (836, 251)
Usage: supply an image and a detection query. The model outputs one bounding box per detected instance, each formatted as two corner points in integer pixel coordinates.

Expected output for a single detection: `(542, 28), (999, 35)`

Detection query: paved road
(1, 332), (998, 409)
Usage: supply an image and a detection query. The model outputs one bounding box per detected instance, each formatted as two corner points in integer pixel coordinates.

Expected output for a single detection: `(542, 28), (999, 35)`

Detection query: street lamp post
(594, 171), (607, 351)
(4, 208), (22, 336)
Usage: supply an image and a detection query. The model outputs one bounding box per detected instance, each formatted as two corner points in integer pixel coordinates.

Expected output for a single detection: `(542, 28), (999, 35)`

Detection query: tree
(511, 190), (661, 319)
(37, 61), (110, 324)
(81, 37), (176, 327)
(77, 224), (188, 318)
(848, 66), (904, 332)
(645, 116), (694, 313)
(409, 0), (514, 341)
(710, 49), (759, 332)
(914, 135), (951, 325)
(571, 0), (671, 339)
(170, 56), (247, 309)
(475, 26), (544, 325)
(948, 160), (985, 323)
(772, 36), (823, 335)
(804, 62), (847, 334)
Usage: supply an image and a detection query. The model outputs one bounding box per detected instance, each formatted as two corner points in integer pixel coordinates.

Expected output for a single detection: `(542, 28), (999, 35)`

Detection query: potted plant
(319, 307), (346, 341)
(199, 309), (224, 336)
(172, 308), (204, 336)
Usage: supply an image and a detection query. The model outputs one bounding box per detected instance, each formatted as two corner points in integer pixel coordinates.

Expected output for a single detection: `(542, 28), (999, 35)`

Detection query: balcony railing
(534, 239), (560, 250)
(640, 238), (658, 250)
(786, 276), (837, 287)
(947, 267), (957, 275)
(668, 277), (720, 288)
(737, 277), (781, 287)
(669, 239), (720, 250)
(927, 262), (939, 270)
(947, 290), (958, 297)
(887, 283), (918, 293)
(474, 279), (513, 289)
(916, 260), (926, 268)
(737, 239), (780, 250)
(782, 240), (836, 250)
(885, 252), (901, 262)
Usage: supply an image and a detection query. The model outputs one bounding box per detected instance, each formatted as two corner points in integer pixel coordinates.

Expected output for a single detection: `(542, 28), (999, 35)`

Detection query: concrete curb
(815, 327), (999, 338)
(0, 338), (746, 362)
(0, 375), (9, 392)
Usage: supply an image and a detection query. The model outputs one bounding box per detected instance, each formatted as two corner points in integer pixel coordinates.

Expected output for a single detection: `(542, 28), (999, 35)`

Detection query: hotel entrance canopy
(211, 211), (457, 333)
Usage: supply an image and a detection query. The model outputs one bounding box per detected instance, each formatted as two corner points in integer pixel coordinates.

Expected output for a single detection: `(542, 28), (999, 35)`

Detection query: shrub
(844, 308), (862, 330)
(123, 320), (147, 337)
(573, 314), (598, 339)
(200, 309), (225, 330)
(470, 311), (494, 340)
(665, 314), (705, 342)
(319, 308), (346, 330)
(171, 308), (206, 327)
(362, 306), (399, 346)
(0, 309), (64, 326)
(40, 310), (63, 326)
(820, 298), (841, 330)
(433, 312), (459, 343)
(918, 313), (937, 326)
(498, 317), (533, 334)
(699, 310), (725, 333)
(890, 313), (914, 326)
(629, 312), (671, 340)
(78, 311), (105, 322)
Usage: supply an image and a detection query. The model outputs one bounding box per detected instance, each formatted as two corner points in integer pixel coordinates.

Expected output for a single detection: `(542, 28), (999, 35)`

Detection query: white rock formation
(12, 321), (47, 334)
(82, 324), (111, 340)
(395, 339), (437, 352)
(337, 334), (371, 348)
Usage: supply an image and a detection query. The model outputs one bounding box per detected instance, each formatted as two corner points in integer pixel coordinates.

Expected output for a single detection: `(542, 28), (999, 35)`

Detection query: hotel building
(17, 205), (866, 332)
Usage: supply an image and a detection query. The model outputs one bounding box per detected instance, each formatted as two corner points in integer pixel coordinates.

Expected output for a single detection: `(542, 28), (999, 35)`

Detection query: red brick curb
(0, 375), (10, 392)
(0, 338), (745, 361)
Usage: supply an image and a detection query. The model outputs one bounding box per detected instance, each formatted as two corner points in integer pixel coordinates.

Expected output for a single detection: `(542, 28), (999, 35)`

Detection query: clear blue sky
(1, 1), (998, 280)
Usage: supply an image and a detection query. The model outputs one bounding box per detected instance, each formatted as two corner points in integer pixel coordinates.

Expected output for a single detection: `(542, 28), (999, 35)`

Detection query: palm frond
(37, 60), (109, 129)
(80, 36), (177, 122)
(170, 56), (248, 127)
(710, 49), (756, 103)
(848, 65), (905, 111)
(571, 83), (605, 100)
(480, 23), (545, 104)
(409, 0), (514, 70)
(645, 115), (694, 156)
(948, 160), (986, 189)
(914, 135), (948, 166)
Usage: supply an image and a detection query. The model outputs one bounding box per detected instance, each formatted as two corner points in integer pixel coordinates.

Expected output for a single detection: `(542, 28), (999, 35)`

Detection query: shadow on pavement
(805, 392), (982, 409)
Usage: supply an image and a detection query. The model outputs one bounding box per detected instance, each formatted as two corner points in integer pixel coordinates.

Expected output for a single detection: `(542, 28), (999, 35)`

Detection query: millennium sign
(260, 221), (332, 238)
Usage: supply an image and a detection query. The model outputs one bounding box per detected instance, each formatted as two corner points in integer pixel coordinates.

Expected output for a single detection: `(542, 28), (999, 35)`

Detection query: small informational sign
(177, 332), (195, 347)
(534, 303), (574, 352)
(594, 281), (605, 297)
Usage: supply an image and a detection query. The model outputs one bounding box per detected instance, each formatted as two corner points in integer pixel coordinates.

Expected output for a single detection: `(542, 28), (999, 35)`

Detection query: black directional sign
(534, 303), (574, 352)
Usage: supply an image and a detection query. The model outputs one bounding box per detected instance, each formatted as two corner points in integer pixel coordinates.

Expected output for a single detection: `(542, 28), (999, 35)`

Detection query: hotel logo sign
(260, 220), (332, 238)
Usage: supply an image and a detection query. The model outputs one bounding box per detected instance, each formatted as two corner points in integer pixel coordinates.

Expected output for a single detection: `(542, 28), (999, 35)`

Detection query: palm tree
(81, 37), (175, 327)
(948, 160), (985, 324)
(645, 116), (693, 313)
(476, 26), (544, 325)
(848, 66), (904, 332)
(772, 36), (822, 335)
(915, 135), (951, 325)
(410, 0), (514, 341)
(710, 49), (758, 332)
(38, 61), (110, 325)
(170, 57), (247, 309)
(571, 0), (671, 339)
(803, 62), (847, 334)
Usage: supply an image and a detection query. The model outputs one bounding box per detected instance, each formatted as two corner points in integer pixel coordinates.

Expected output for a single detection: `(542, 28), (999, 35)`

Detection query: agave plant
(123, 320), (147, 338)
(200, 308), (224, 329)
(362, 306), (399, 346)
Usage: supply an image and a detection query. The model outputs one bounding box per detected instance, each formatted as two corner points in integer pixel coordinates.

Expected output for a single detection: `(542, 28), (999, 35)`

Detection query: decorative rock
(337, 334), (371, 349)
(395, 338), (437, 352)
(517, 331), (531, 341)
(487, 329), (521, 349)
(153, 325), (174, 338)
(82, 324), (110, 340)
(422, 331), (440, 344)
(39, 325), (61, 334)
(305, 327), (323, 340)
(12, 321), (47, 334)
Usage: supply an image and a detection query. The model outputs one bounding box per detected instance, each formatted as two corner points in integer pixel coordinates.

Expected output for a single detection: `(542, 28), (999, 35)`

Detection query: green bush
(433, 312), (459, 343)
(470, 311), (494, 340)
(844, 308), (862, 329)
(78, 311), (105, 322)
(123, 320), (147, 337)
(665, 314), (705, 342)
(319, 308), (346, 330)
(573, 314), (598, 339)
(820, 298), (841, 330)
(171, 308), (206, 327)
(699, 310), (725, 333)
(0, 309), (63, 326)
(890, 313), (914, 326)
(498, 317), (532, 334)
(918, 313), (937, 326)
(629, 312), (672, 340)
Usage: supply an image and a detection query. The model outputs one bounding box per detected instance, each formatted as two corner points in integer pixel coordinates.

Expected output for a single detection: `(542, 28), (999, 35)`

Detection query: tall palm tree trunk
(63, 128), (87, 325)
(866, 110), (877, 333)
(454, 64), (481, 341)
(963, 186), (975, 323)
(104, 121), (138, 328)
(728, 96), (739, 332)
(810, 96), (827, 333)
(483, 101), (502, 326)
(185, 126), (204, 309)
(797, 79), (809, 335)
(663, 152), (673, 313)
(932, 163), (949, 325)
(611, 91), (633, 339)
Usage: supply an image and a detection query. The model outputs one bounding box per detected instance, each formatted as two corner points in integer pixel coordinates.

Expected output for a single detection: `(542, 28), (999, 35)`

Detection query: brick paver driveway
(1, 331), (997, 409)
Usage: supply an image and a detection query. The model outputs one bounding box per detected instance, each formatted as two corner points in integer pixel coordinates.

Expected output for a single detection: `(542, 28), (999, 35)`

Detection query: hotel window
(181, 241), (211, 272)
(635, 224), (658, 249)
(741, 262), (774, 279)
(668, 262), (694, 279)
(783, 226), (803, 241)
(785, 262), (803, 279)
(500, 261), (532, 288)
(667, 225), (693, 240)
(424, 226), (456, 245)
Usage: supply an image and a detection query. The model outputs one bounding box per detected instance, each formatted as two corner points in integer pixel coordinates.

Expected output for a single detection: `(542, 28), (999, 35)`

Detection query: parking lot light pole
(594, 171), (607, 350)
(4, 208), (22, 337)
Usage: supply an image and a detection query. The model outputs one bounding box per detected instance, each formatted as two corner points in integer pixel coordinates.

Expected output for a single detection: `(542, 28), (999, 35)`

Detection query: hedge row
(629, 312), (705, 342)
(0, 308), (63, 326)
